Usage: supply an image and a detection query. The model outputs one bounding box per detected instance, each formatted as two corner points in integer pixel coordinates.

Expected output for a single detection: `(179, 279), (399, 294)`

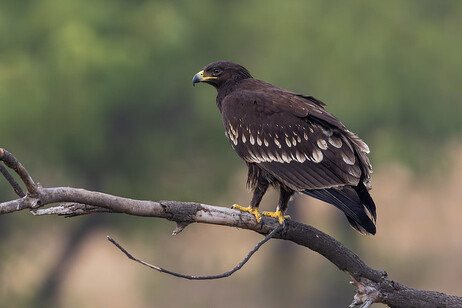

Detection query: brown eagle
(193, 61), (376, 234)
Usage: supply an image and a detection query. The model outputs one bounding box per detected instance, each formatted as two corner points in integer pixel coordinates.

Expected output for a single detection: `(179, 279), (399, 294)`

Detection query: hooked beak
(192, 71), (204, 86)
(192, 70), (217, 86)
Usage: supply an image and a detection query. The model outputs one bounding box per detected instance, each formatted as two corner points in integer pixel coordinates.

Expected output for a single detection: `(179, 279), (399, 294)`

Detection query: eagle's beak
(192, 70), (217, 86)
(192, 70), (205, 87)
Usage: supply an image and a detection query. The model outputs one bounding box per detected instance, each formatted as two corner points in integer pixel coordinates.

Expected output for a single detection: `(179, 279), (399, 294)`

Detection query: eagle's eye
(211, 68), (222, 76)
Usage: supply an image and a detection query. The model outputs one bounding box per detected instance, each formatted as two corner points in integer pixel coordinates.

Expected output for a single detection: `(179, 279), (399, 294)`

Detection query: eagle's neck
(216, 78), (249, 111)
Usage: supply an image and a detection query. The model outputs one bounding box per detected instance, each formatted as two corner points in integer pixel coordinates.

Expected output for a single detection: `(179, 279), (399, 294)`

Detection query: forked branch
(1, 148), (461, 308)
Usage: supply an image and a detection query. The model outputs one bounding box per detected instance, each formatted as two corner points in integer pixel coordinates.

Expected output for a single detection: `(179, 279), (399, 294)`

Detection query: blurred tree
(1, 0), (461, 307)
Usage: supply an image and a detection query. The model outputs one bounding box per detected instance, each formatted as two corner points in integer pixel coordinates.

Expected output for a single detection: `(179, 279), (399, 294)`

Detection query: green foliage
(1, 1), (461, 307)
(1, 1), (461, 195)
(0, 1), (460, 206)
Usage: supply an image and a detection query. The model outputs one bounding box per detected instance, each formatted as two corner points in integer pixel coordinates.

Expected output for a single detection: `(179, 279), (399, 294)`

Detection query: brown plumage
(193, 61), (376, 234)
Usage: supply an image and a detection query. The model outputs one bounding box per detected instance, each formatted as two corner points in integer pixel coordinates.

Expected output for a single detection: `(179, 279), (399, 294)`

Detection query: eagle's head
(192, 61), (252, 89)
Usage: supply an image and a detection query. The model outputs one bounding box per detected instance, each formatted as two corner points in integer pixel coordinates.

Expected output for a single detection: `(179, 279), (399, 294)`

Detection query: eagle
(192, 61), (376, 234)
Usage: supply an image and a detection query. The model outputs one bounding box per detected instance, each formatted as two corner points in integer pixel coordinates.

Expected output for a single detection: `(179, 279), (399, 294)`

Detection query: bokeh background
(1, 1), (461, 307)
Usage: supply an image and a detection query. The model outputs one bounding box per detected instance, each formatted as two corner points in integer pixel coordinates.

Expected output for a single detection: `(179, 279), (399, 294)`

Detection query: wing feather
(221, 90), (372, 191)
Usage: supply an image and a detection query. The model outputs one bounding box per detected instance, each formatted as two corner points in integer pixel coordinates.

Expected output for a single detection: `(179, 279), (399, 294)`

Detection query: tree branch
(0, 163), (25, 197)
(106, 224), (284, 280)
(0, 148), (37, 195)
(1, 148), (461, 307)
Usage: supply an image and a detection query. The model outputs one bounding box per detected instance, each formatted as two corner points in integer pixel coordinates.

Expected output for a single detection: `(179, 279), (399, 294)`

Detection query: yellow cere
(200, 70), (218, 81)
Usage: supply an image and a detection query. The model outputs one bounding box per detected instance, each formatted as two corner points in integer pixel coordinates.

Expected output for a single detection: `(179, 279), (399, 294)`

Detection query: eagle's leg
(262, 188), (293, 225)
(232, 179), (268, 224)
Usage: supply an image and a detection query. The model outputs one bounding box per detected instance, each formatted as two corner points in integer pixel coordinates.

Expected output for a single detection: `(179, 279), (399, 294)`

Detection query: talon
(232, 204), (262, 223)
(262, 210), (290, 225)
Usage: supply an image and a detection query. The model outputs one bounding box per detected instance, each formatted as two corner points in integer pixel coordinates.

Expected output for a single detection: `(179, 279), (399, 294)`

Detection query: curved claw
(262, 210), (290, 225)
(232, 204), (262, 223)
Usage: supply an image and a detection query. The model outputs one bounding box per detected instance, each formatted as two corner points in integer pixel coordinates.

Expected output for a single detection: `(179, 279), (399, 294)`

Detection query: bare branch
(107, 224), (283, 280)
(0, 148), (37, 195)
(1, 148), (461, 307)
(31, 203), (113, 217)
(0, 195), (40, 215)
(0, 163), (25, 197)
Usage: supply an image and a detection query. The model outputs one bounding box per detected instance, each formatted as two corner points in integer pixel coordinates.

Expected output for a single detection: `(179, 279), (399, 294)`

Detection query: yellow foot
(232, 204), (262, 223)
(262, 210), (291, 225)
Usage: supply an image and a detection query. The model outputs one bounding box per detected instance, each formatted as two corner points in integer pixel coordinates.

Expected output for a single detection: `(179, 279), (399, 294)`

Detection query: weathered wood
(1, 147), (461, 307)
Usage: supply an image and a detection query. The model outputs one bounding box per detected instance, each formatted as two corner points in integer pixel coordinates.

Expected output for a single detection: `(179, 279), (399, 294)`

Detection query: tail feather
(354, 181), (376, 221)
(302, 183), (376, 235)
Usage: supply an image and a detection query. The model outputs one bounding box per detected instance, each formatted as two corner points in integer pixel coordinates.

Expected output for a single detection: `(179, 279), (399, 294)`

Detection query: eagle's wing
(221, 90), (372, 191)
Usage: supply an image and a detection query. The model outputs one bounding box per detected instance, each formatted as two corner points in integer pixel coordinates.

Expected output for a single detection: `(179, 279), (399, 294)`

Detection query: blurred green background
(1, 1), (461, 307)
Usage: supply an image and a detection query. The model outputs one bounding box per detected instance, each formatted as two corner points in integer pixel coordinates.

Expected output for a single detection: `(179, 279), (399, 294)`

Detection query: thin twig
(107, 224), (284, 280)
(0, 148), (37, 195)
(0, 162), (25, 197)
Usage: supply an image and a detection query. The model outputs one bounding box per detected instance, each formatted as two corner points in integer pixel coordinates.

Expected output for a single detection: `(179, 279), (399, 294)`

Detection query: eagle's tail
(302, 182), (376, 235)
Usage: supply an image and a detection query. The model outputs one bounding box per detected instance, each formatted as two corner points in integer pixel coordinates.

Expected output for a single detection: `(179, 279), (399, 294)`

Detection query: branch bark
(1, 148), (461, 308)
